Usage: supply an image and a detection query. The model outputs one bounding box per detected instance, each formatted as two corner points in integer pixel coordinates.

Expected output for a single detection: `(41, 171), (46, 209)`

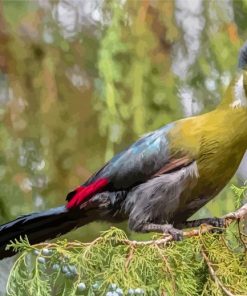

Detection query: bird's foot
(178, 217), (225, 234)
(164, 225), (183, 241)
(206, 217), (225, 228)
(139, 223), (183, 241)
(206, 217), (225, 234)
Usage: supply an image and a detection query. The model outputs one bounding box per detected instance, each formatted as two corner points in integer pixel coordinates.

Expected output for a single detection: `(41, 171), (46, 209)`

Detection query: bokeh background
(0, 0), (247, 291)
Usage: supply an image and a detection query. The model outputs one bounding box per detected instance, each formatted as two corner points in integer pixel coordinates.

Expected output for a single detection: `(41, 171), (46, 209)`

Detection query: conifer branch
(201, 249), (236, 296)
(33, 203), (247, 250)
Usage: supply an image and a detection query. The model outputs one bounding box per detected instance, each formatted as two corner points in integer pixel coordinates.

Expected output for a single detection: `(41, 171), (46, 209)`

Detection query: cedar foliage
(6, 185), (247, 296)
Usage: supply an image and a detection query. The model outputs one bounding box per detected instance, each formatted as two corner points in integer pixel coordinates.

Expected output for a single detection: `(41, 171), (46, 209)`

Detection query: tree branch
(34, 203), (247, 250)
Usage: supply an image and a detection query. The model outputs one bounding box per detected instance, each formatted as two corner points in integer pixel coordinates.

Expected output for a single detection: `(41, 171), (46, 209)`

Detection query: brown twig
(224, 203), (247, 221)
(125, 246), (135, 270)
(236, 219), (247, 253)
(121, 225), (215, 247)
(154, 244), (176, 294)
(201, 249), (236, 296)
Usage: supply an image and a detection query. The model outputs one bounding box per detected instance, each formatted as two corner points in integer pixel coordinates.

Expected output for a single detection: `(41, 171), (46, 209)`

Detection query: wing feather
(66, 122), (194, 208)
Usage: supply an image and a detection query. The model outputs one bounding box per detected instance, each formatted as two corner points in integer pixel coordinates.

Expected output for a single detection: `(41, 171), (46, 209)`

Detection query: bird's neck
(218, 71), (247, 110)
(213, 71), (247, 150)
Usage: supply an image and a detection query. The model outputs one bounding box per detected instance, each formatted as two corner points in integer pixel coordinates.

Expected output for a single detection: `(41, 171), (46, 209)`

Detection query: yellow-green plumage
(166, 71), (247, 223)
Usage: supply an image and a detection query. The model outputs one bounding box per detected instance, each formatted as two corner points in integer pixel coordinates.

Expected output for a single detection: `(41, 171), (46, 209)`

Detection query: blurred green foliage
(0, 0), (246, 246)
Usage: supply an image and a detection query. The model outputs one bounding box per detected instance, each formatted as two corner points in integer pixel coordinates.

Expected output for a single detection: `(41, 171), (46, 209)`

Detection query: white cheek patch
(231, 74), (247, 108)
(231, 99), (244, 109)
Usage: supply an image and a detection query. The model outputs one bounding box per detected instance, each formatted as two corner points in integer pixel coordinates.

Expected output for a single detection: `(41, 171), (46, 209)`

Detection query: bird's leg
(176, 217), (225, 230)
(139, 223), (183, 241)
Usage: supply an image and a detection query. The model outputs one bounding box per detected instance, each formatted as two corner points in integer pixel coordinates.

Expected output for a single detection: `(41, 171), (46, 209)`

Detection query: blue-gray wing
(84, 122), (190, 189)
(66, 122), (194, 208)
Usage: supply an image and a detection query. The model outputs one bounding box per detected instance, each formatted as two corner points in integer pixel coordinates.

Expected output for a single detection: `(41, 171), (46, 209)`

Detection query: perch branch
(34, 203), (247, 250)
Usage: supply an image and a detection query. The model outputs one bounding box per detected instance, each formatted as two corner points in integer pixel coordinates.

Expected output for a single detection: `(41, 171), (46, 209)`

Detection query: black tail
(0, 206), (97, 259)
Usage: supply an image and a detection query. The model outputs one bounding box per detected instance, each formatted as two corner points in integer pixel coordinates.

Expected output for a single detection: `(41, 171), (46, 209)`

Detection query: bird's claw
(164, 227), (183, 241)
(207, 217), (225, 234)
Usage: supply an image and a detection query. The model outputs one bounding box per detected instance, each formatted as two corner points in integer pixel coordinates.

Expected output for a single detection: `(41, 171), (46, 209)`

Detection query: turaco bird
(0, 42), (247, 259)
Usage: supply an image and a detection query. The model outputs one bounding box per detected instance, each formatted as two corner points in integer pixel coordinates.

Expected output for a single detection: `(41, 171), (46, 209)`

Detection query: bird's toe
(207, 217), (225, 234)
(209, 217), (225, 228)
(166, 228), (183, 241)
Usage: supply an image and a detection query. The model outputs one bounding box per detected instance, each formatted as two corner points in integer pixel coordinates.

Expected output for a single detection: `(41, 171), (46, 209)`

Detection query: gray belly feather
(91, 162), (199, 229)
(122, 161), (199, 231)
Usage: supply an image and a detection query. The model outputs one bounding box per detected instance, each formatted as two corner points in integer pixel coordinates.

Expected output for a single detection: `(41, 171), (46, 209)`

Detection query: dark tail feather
(0, 206), (97, 259)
